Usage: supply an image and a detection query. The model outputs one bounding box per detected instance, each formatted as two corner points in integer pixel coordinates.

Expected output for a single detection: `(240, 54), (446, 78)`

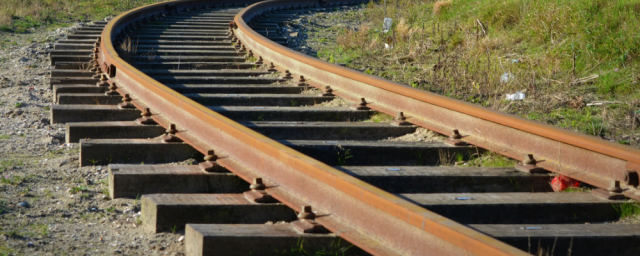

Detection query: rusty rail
(95, 0), (640, 255)
(234, 0), (640, 191)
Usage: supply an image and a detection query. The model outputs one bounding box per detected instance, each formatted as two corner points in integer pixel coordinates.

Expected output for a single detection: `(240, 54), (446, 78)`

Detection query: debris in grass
(551, 175), (580, 192)
(506, 91), (525, 100)
(500, 72), (515, 83)
(382, 18), (392, 33)
(586, 101), (624, 106)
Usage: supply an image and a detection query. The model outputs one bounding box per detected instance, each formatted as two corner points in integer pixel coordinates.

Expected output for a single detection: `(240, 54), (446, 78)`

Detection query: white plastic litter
(384, 43), (393, 49)
(506, 91), (526, 100)
(383, 18), (393, 33)
(500, 72), (515, 83)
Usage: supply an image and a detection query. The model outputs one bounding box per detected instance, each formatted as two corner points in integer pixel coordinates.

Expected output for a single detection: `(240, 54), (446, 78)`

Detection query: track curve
(45, 0), (640, 255)
(98, 2), (518, 254)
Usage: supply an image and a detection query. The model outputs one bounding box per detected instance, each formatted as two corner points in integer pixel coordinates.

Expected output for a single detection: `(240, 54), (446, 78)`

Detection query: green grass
(0, 135), (9, 140)
(314, 0), (640, 147)
(1, 159), (26, 179)
(367, 112), (394, 123)
(318, 45), (359, 65)
(0, 200), (7, 215)
(562, 187), (590, 193)
(0, 0), (170, 33)
(336, 149), (353, 166)
(468, 152), (518, 167)
(30, 223), (49, 236)
(612, 202), (640, 219)
(69, 185), (88, 194)
(1, 159), (24, 171)
(0, 245), (13, 256)
(1, 175), (26, 186)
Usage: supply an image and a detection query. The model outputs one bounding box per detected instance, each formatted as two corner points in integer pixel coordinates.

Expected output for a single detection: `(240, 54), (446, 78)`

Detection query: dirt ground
(0, 24), (184, 256)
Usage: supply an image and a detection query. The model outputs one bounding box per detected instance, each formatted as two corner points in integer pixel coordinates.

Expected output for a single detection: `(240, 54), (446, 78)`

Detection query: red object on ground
(28, 87), (34, 90)
(551, 175), (581, 192)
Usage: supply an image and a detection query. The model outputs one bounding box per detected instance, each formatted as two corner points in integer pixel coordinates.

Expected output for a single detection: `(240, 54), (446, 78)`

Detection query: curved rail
(95, 0), (640, 255)
(233, 0), (640, 190)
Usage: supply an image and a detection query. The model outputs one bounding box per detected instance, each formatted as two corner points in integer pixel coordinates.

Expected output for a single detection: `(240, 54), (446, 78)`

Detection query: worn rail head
(234, 0), (640, 191)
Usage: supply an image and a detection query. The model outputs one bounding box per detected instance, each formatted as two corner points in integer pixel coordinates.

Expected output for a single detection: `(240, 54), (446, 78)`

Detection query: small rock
(178, 236), (184, 242)
(17, 202), (30, 208)
(27, 242), (34, 247)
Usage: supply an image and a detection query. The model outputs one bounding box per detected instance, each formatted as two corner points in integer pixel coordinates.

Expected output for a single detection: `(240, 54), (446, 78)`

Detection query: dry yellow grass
(337, 25), (371, 49)
(433, 0), (452, 15)
(395, 19), (417, 41)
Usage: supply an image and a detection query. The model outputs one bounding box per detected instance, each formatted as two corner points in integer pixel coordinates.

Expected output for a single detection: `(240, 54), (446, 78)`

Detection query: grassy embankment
(316, 0), (640, 148)
(0, 0), (167, 33)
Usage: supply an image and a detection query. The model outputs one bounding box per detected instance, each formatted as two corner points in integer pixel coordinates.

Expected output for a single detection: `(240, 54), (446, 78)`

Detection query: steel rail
(99, 0), (528, 255)
(234, 0), (640, 191)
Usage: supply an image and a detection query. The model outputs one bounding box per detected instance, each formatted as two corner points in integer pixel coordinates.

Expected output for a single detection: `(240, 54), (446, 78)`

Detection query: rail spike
(136, 108), (156, 125)
(199, 150), (225, 172)
(105, 82), (119, 95)
(161, 124), (182, 143)
(117, 94), (134, 109)
(243, 177), (277, 203)
(291, 206), (329, 234)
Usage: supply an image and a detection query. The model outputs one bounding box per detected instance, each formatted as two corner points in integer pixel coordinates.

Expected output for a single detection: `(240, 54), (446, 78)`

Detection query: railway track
(48, 0), (640, 255)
